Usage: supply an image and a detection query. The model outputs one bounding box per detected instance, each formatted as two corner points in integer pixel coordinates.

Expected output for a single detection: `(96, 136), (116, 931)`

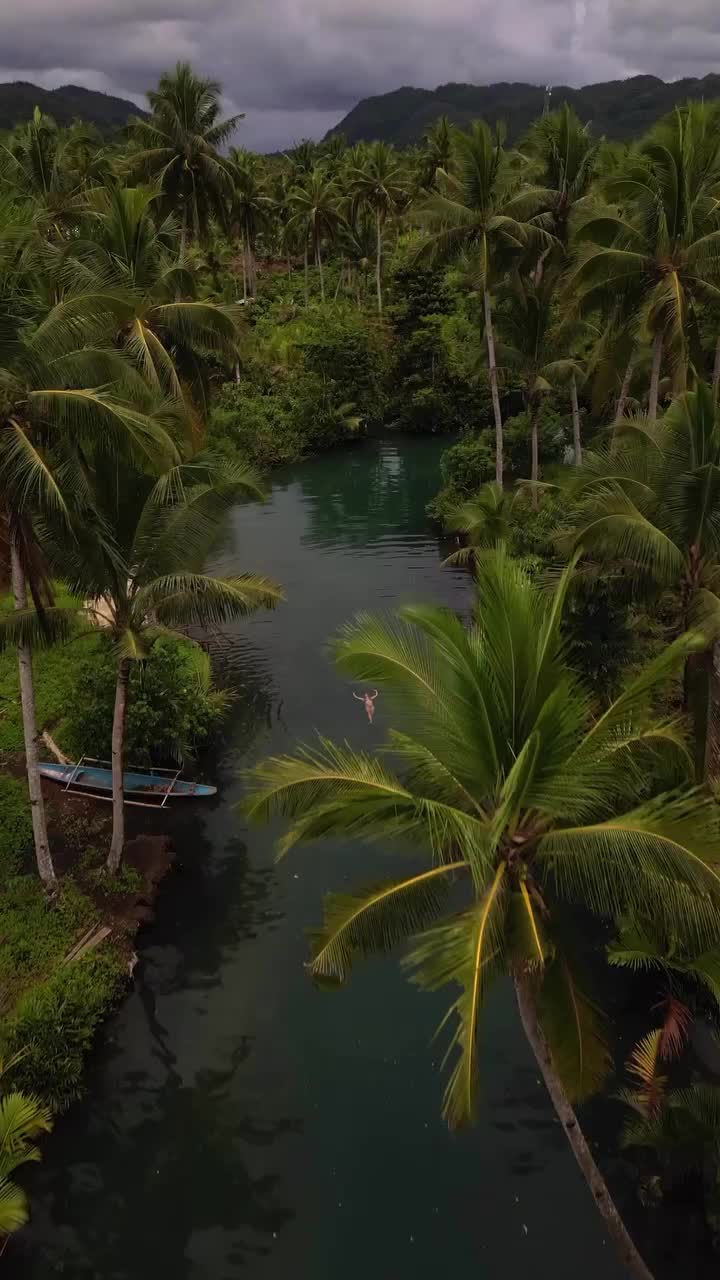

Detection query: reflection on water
(10, 436), (627, 1280)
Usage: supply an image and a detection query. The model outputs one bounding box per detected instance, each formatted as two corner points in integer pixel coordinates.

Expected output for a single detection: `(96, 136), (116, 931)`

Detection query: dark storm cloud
(1, 1), (719, 149)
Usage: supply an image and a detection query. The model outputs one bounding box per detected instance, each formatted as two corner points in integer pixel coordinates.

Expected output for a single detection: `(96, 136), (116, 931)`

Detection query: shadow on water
(10, 435), (635, 1280)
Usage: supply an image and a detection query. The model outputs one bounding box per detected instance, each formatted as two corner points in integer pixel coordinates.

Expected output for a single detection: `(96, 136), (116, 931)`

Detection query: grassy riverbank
(0, 604), (221, 1111)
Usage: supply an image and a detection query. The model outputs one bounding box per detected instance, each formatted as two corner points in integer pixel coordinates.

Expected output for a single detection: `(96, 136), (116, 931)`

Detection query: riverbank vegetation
(5, 58), (720, 1275)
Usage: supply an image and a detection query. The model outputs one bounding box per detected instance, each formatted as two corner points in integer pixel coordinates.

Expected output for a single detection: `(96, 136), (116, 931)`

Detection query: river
(12, 434), (628, 1280)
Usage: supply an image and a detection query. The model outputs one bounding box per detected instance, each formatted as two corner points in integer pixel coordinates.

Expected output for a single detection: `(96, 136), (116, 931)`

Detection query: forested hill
(0, 82), (145, 134)
(328, 74), (720, 145)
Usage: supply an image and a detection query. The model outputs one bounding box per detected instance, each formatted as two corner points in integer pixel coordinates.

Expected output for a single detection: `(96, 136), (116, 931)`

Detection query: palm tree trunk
(10, 537), (56, 892)
(514, 974), (654, 1280)
(241, 245), (247, 302)
(333, 262), (344, 303)
(483, 289), (504, 486)
(713, 336), (720, 401)
(648, 332), (663, 424)
(179, 213), (187, 256)
(316, 243), (325, 302)
(375, 209), (383, 315)
(303, 242), (309, 307)
(530, 403), (540, 510)
(107, 658), (130, 874)
(615, 354), (634, 425)
(570, 374), (582, 466)
(244, 217), (257, 297)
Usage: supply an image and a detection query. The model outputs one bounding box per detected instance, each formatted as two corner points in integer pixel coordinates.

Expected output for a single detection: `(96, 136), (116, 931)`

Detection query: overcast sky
(2, 0), (720, 150)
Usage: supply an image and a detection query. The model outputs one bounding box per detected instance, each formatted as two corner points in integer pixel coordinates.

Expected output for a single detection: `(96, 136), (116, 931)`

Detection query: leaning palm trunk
(303, 243), (309, 307)
(530, 403), (540, 509)
(713, 336), (720, 401)
(375, 210), (383, 314)
(10, 538), (56, 891)
(514, 974), (654, 1280)
(648, 332), (663, 424)
(483, 289), (504, 486)
(107, 658), (131, 874)
(570, 374), (582, 466)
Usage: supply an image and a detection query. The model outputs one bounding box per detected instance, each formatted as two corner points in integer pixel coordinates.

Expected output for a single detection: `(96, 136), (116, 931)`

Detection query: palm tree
(75, 183), (243, 418)
(419, 116), (453, 190)
(67, 454), (283, 871)
(441, 481), (525, 567)
(568, 102), (720, 423)
(0, 1055), (52, 1238)
(524, 103), (600, 250)
(0, 202), (179, 890)
(0, 108), (90, 237)
(568, 379), (720, 781)
(495, 266), (582, 499)
(417, 121), (552, 484)
(129, 62), (242, 249)
(348, 141), (407, 314)
(226, 148), (270, 299)
(288, 169), (343, 304)
(245, 548), (720, 1280)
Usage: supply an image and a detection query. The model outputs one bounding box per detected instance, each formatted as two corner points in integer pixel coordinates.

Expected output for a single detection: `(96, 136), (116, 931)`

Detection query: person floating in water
(353, 689), (378, 723)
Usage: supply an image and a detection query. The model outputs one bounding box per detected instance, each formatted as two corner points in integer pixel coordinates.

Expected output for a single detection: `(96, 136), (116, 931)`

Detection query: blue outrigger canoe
(39, 759), (216, 807)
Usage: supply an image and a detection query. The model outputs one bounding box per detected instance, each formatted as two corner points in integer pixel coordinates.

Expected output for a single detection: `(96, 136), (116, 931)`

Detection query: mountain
(327, 74), (720, 147)
(0, 82), (146, 136)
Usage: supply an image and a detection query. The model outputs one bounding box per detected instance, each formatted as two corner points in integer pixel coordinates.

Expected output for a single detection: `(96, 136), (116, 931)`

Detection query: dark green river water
(12, 435), (631, 1279)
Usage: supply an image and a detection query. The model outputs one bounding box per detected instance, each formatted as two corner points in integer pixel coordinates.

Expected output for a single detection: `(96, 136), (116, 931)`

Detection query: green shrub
(0, 776), (32, 880)
(2, 950), (126, 1110)
(63, 634), (225, 764)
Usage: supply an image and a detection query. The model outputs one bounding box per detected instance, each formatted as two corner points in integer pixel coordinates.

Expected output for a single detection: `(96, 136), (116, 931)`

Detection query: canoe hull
(39, 762), (216, 799)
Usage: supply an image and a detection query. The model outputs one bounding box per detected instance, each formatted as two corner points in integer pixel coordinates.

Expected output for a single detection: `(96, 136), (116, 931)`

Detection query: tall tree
(245, 549), (720, 1280)
(348, 141), (407, 314)
(76, 183), (243, 420)
(419, 115), (453, 190)
(288, 169), (343, 304)
(568, 379), (720, 781)
(0, 202), (178, 889)
(418, 121), (551, 484)
(226, 148), (270, 298)
(568, 102), (720, 423)
(65, 455), (283, 871)
(129, 62), (242, 249)
(496, 265), (583, 499)
(524, 102), (600, 249)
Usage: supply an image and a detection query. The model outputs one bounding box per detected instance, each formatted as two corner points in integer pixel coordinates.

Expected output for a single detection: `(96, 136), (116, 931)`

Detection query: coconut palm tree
(419, 115), (453, 190)
(64, 454), (283, 871)
(524, 103), (600, 250)
(226, 148), (270, 298)
(0, 108), (92, 237)
(568, 102), (720, 423)
(0, 1055), (52, 1238)
(0, 201), (180, 890)
(245, 548), (720, 1280)
(568, 379), (720, 781)
(348, 141), (407, 314)
(288, 169), (343, 304)
(417, 121), (552, 484)
(495, 265), (582, 499)
(74, 182), (243, 420)
(441, 481), (526, 567)
(129, 62), (242, 249)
